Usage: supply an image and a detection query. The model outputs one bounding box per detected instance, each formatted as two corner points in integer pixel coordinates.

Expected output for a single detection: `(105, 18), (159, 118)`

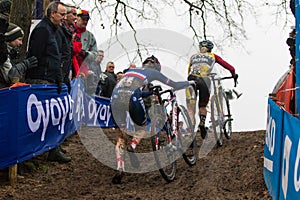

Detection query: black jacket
(96, 71), (117, 98)
(26, 17), (62, 84)
(56, 24), (73, 87)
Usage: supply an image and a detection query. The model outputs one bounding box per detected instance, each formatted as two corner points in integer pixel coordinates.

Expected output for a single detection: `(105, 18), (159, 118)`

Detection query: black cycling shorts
(187, 74), (211, 107)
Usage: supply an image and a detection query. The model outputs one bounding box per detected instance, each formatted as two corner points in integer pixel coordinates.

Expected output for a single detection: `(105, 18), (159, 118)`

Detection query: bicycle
(208, 72), (238, 147)
(149, 85), (197, 182)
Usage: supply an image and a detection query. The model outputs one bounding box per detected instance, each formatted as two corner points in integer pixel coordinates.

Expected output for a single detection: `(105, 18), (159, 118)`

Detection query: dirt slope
(0, 129), (271, 200)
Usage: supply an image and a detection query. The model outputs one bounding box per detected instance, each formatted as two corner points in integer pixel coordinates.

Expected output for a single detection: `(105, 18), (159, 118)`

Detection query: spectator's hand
(233, 73), (239, 87)
(57, 82), (62, 94)
(26, 56), (38, 69)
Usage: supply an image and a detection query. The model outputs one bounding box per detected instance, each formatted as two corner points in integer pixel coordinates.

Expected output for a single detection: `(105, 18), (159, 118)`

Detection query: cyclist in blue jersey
(111, 55), (195, 184)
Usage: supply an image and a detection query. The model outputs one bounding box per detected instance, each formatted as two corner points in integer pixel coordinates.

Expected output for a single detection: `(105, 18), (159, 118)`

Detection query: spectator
(0, 23), (38, 88)
(286, 28), (296, 66)
(73, 9), (98, 78)
(56, 3), (77, 93)
(116, 71), (124, 83)
(95, 61), (117, 98)
(26, 1), (71, 163)
(86, 50), (104, 94)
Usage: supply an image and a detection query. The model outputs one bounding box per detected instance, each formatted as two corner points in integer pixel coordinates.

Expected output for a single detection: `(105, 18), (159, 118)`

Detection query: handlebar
(207, 73), (238, 87)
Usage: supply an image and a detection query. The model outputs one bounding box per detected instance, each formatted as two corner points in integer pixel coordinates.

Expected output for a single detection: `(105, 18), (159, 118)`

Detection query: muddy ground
(0, 129), (271, 200)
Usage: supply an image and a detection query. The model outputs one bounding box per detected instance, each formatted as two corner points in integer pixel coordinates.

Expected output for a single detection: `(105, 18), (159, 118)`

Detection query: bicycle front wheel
(222, 92), (232, 139)
(151, 116), (177, 182)
(178, 105), (197, 166)
(210, 95), (224, 147)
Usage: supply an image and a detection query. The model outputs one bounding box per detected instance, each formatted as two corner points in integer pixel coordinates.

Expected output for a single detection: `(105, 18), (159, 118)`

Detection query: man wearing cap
(73, 9), (98, 81)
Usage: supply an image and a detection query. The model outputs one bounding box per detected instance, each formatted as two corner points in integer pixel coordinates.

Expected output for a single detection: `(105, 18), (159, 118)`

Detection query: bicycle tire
(151, 116), (177, 182)
(222, 92), (232, 139)
(177, 105), (197, 166)
(210, 95), (223, 147)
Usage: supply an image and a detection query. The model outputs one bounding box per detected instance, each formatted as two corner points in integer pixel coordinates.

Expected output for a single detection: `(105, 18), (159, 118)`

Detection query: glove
(25, 56), (38, 69)
(57, 82), (62, 94)
(233, 74), (238, 87)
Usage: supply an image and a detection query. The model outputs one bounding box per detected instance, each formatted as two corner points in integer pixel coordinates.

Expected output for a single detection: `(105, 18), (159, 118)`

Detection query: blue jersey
(116, 68), (189, 91)
(111, 68), (189, 129)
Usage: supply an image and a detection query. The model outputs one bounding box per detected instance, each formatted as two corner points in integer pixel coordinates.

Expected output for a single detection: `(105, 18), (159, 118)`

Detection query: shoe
(199, 124), (207, 139)
(47, 147), (71, 163)
(112, 171), (124, 184)
(127, 146), (140, 169)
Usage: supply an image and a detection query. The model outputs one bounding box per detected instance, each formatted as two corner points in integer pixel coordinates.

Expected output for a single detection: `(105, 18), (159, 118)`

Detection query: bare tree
(7, 0), (293, 61)
(9, 0), (35, 59)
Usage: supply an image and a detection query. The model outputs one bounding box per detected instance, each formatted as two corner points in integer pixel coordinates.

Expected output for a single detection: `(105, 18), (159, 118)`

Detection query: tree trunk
(9, 0), (35, 60)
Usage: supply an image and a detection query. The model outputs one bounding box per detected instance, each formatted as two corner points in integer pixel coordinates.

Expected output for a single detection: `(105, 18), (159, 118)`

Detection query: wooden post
(8, 164), (17, 188)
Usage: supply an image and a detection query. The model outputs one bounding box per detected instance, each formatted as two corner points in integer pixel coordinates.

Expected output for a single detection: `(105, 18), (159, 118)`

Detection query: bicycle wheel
(151, 116), (177, 182)
(210, 95), (223, 147)
(222, 92), (232, 139)
(177, 105), (197, 166)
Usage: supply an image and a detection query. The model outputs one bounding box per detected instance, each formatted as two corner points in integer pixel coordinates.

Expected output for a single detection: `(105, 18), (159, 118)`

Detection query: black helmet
(142, 55), (161, 72)
(199, 40), (214, 52)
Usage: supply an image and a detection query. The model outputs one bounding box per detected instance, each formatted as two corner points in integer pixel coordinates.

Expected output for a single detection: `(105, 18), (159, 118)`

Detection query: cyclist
(186, 40), (238, 139)
(111, 55), (195, 184)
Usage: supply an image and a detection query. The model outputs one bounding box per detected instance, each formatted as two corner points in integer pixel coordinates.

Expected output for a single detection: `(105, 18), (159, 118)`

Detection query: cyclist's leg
(197, 77), (210, 139)
(115, 128), (126, 171)
(112, 127), (126, 184)
(128, 89), (148, 151)
(187, 75), (198, 128)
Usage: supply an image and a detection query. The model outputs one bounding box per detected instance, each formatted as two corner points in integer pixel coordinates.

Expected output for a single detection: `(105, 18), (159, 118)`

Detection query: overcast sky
(64, 0), (294, 131)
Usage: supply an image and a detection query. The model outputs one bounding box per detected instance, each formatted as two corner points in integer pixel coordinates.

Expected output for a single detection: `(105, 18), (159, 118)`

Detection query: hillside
(0, 129), (271, 200)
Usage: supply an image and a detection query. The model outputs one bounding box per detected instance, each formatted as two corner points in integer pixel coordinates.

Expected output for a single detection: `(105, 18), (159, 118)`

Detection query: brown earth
(0, 129), (271, 200)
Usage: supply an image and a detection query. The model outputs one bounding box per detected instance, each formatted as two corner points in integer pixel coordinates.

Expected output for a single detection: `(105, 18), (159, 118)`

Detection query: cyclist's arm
(152, 70), (189, 90)
(214, 54), (235, 76)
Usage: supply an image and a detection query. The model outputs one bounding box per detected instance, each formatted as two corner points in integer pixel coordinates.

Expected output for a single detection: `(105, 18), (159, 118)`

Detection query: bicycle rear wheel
(151, 116), (177, 182)
(222, 92), (232, 139)
(178, 105), (197, 166)
(210, 95), (224, 147)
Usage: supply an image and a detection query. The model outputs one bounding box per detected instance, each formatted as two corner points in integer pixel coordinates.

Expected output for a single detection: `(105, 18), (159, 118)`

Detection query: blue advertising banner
(0, 78), (116, 168)
(279, 111), (300, 199)
(83, 94), (115, 128)
(264, 98), (284, 199)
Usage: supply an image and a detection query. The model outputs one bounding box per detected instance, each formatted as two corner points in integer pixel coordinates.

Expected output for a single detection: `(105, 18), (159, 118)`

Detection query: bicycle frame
(208, 73), (234, 146)
(150, 85), (197, 182)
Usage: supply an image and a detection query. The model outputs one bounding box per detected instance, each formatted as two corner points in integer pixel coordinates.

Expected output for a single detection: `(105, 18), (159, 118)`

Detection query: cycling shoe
(112, 171), (124, 184)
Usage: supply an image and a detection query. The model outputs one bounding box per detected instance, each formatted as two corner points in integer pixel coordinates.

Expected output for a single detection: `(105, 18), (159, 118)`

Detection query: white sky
(64, 0), (294, 131)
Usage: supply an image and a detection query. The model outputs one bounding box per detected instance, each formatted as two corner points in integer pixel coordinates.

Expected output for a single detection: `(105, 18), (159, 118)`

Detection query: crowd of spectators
(0, 0), (139, 164)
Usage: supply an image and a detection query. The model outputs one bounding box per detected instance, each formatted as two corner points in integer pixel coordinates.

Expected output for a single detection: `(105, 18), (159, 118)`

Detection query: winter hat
(5, 23), (24, 42)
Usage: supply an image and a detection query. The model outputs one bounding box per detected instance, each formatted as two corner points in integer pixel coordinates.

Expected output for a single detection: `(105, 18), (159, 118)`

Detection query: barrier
(264, 98), (300, 199)
(0, 78), (115, 169)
